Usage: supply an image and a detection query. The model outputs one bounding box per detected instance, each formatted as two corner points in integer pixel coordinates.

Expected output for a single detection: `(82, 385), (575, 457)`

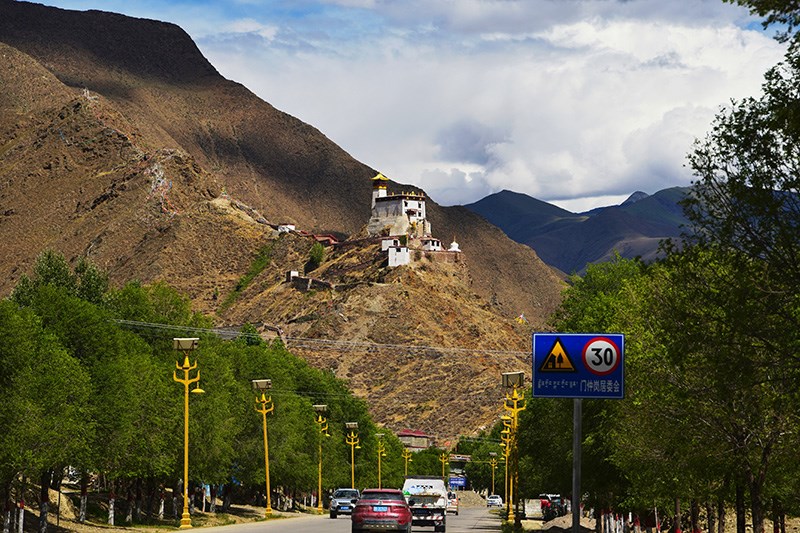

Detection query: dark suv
(330, 488), (360, 518)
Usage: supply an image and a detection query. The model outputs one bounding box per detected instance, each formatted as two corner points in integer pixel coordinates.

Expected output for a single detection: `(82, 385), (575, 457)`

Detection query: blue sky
(38, 0), (788, 211)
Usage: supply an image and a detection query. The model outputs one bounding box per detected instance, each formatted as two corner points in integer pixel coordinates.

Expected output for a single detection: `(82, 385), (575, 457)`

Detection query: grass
(219, 243), (273, 311)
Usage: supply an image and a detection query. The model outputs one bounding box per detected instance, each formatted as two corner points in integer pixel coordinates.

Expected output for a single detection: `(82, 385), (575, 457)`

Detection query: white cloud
(40, 0), (790, 209)
(223, 18), (279, 39)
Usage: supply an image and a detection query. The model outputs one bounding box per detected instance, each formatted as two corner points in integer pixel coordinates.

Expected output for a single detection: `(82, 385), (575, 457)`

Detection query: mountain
(0, 1), (566, 440)
(465, 187), (690, 274)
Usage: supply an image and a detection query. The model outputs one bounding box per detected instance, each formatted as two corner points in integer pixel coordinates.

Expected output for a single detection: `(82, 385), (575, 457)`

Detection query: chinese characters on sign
(532, 333), (625, 399)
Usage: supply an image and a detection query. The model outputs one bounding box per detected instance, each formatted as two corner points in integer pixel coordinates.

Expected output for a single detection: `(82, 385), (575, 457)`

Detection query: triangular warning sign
(538, 338), (577, 373)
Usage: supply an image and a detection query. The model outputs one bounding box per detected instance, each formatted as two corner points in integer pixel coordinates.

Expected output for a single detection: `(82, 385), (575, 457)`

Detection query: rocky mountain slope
(466, 188), (690, 274)
(0, 0), (564, 440)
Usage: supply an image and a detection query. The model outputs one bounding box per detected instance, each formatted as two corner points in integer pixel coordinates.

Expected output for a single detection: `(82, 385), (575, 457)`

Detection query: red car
(351, 488), (413, 533)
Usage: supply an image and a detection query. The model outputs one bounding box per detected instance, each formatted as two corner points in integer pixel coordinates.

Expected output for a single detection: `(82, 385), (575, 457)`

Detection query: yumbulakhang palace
(366, 173), (461, 267)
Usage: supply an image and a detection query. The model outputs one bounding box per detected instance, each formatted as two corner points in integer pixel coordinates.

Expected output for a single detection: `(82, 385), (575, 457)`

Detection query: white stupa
(448, 237), (461, 252)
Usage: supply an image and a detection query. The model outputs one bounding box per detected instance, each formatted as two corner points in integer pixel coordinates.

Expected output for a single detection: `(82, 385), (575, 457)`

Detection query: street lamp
(488, 452), (498, 496)
(314, 405), (330, 513)
(439, 452), (449, 482)
(252, 379), (274, 517)
(502, 371), (525, 524)
(500, 420), (512, 518)
(345, 422), (360, 488)
(172, 338), (203, 529)
(401, 448), (413, 477)
(376, 433), (387, 489)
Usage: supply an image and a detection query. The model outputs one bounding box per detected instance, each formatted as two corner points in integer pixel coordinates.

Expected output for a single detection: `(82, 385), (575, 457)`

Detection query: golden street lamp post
(252, 379), (274, 517)
(314, 405), (330, 513)
(439, 452), (449, 481)
(401, 448), (413, 477)
(502, 371), (526, 524)
(345, 422), (360, 488)
(376, 433), (387, 489)
(489, 452), (498, 496)
(500, 419), (512, 519)
(172, 338), (203, 529)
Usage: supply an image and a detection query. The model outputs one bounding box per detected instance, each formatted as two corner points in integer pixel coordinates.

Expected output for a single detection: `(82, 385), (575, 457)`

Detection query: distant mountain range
(464, 187), (691, 274)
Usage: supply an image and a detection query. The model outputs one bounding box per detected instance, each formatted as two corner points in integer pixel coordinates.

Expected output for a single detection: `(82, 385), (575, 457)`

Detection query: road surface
(201, 506), (502, 533)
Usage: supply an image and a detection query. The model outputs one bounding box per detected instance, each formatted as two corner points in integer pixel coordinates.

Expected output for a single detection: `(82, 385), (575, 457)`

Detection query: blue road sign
(449, 476), (466, 488)
(532, 333), (625, 399)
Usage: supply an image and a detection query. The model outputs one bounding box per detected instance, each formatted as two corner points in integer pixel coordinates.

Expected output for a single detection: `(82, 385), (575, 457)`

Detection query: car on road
(447, 491), (459, 515)
(330, 488), (360, 518)
(351, 488), (413, 533)
(487, 494), (503, 507)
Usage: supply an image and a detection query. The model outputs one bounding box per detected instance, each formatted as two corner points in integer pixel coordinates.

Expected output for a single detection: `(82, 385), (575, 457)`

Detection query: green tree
(11, 250), (108, 306)
(0, 300), (93, 516)
(19, 284), (181, 513)
(544, 257), (642, 515)
(307, 242), (326, 272)
(723, 1), (800, 41)
(681, 43), (800, 532)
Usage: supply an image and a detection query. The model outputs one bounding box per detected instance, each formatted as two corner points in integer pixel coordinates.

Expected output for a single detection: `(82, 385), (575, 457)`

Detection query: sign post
(533, 333), (625, 533)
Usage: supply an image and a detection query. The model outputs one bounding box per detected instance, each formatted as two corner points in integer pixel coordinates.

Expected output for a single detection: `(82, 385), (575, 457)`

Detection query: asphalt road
(200, 506), (502, 533)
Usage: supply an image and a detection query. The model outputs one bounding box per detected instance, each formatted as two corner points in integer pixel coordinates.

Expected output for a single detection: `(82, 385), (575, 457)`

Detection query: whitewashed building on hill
(368, 173), (431, 237)
(366, 173), (460, 267)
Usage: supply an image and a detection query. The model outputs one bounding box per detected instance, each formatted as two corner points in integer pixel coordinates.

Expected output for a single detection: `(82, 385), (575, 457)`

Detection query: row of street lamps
(173, 338), (526, 528)
(172, 337), (415, 527)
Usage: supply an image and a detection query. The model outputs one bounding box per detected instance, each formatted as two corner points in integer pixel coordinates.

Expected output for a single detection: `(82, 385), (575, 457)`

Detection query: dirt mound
(542, 513), (595, 533)
(455, 490), (488, 509)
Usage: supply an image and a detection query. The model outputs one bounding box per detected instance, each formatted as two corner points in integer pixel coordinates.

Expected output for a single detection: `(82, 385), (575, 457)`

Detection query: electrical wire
(112, 319), (532, 358)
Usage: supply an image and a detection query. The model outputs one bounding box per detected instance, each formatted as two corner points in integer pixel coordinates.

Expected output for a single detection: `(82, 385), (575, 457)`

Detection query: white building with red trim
(366, 173), (460, 267)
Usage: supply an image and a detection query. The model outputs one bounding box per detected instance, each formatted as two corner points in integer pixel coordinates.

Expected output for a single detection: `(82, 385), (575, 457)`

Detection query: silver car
(330, 488), (360, 518)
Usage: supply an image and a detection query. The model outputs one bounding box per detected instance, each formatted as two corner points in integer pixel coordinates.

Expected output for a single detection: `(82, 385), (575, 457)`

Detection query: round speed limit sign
(582, 337), (621, 376)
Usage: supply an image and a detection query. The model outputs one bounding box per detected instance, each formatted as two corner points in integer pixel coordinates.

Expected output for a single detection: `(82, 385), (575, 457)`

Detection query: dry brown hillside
(0, 1), (564, 440)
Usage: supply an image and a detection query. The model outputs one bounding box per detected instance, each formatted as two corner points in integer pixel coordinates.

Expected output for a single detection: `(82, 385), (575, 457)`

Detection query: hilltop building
(368, 173), (431, 238)
(366, 173), (461, 267)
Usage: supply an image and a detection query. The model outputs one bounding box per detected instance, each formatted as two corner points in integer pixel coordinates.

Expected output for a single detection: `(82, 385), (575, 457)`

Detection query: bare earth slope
(0, 1), (564, 439)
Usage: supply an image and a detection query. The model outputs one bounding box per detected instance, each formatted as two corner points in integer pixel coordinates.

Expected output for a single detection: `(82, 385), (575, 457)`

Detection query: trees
(723, 1), (800, 41)
(543, 257), (642, 514)
(11, 251), (108, 306)
(662, 44), (800, 532)
(307, 242), (326, 272)
(0, 300), (92, 530)
(3, 252), (389, 526)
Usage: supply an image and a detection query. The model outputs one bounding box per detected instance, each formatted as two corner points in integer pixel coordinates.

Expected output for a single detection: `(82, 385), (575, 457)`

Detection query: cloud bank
(43, 0), (790, 211)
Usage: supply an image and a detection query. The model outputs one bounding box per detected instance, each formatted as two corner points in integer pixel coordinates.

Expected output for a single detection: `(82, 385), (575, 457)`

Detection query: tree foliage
(515, 42), (800, 533)
(724, 0), (800, 41)
(1, 252), (398, 523)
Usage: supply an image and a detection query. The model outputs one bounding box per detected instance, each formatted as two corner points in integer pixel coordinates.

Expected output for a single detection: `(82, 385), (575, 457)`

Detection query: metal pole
(351, 441), (356, 488)
(318, 428), (323, 512)
(181, 371), (191, 528)
(262, 408), (272, 515)
(572, 399), (582, 533)
(490, 460), (496, 495)
(504, 454), (509, 512)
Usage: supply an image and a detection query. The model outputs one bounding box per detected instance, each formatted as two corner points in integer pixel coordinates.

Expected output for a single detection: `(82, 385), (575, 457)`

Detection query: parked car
(487, 494), (503, 507)
(539, 493), (565, 521)
(330, 488), (360, 518)
(352, 488), (413, 533)
(447, 491), (459, 515)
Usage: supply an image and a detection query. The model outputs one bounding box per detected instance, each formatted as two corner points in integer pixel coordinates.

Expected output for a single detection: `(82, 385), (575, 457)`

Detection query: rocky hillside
(0, 1), (564, 440)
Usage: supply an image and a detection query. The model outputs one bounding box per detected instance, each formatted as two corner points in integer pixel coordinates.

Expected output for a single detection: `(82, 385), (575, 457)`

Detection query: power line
(112, 319), (532, 358)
